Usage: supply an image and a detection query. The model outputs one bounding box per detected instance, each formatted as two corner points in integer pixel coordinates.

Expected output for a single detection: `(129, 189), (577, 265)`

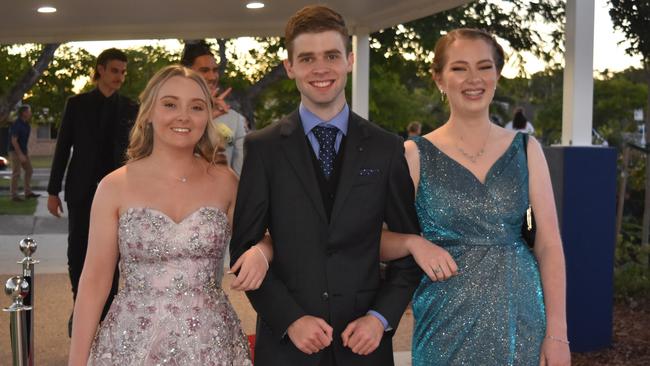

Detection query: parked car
(0, 155), (7, 170)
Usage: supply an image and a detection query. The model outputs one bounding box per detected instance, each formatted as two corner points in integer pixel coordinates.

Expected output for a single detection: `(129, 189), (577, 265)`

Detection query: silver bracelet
(254, 245), (269, 269)
(545, 335), (570, 345)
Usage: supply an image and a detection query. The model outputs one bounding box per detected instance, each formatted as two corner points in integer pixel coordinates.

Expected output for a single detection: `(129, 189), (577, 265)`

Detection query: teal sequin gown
(411, 133), (545, 366)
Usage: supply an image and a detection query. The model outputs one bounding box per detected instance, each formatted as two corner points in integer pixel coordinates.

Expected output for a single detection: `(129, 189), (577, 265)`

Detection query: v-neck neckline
(420, 133), (521, 186)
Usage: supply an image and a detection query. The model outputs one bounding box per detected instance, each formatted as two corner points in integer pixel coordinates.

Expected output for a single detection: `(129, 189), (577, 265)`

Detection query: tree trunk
(216, 39), (227, 77)
(0, 43), (60, 122)
(207, 38), (288, 130)
(241, 63), (287, 129)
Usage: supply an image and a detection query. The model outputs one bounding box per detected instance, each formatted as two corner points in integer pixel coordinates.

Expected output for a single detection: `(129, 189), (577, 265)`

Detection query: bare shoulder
(422, 126), (445, 146)
(206, 163), (238, 191)
(491, 124), (516, 142)
(404, 139), (420, 162)
(93, 166), (129, 211)
(97, 166), (127, 196)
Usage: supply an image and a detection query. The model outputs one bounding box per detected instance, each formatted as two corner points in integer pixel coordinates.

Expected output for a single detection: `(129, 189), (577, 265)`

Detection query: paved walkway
(0, 193), (414, 365)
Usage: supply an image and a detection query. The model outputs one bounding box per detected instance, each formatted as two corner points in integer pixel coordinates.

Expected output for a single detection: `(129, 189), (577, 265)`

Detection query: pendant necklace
(456, 122), (492, 163)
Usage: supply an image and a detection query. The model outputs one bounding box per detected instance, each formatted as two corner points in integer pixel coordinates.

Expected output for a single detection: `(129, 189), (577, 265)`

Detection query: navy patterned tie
(312, 125), (338, 179)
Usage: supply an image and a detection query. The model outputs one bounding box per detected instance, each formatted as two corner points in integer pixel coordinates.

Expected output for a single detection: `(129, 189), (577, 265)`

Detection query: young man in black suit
(230, 5), (421, 365)
(47, 48), (138, 336)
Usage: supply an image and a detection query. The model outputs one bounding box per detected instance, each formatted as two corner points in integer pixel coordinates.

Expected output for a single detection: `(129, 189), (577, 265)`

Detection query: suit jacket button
(321, 292), (329, 301)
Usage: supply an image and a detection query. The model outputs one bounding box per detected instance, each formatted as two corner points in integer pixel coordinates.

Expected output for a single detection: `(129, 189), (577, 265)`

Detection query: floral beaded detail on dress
(88, 207), (251, 366)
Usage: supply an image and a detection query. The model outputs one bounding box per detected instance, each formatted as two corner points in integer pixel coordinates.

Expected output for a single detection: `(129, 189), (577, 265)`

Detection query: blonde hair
(127, 65), (226, 164)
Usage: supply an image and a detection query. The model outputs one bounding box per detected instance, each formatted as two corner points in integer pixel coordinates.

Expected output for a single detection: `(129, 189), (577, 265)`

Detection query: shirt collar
(299, 103), (349, 136)
(91, 87), (118, 101)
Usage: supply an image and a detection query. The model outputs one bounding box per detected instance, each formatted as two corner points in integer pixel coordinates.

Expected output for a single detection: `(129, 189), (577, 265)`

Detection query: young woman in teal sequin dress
(381, 29), (571, 366)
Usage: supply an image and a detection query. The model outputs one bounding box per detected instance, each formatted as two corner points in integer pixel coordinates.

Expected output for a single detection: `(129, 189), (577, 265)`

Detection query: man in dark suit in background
(47, 48), (138, 336)
(230, 5), (421, 365)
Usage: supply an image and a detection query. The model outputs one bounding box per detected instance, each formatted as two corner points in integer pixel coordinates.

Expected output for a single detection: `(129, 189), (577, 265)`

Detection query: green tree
(0, 44), (60, 123)
(28, 45), (95, 129)
(593, 73), (647, 147)
(609, 0), (650, 250)
(210, 0), (566, 130)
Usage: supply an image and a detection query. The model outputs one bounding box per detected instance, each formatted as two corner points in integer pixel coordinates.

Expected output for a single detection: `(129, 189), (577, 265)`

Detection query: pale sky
(69, 0), (642, 80)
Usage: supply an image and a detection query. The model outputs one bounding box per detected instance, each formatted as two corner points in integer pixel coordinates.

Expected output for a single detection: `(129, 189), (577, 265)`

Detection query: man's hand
(341, 315), (384, 355)
(287, 315), (333, 354)
(47, 195), (64, 217)
(211, 87), (232, 119)
(18, 154), (28, 164)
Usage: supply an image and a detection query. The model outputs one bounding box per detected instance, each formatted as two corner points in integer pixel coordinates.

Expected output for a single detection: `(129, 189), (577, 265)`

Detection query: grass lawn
(30, 155), (53, 169)
(0, 195), (38, 215)
(0, 155), (52, 189)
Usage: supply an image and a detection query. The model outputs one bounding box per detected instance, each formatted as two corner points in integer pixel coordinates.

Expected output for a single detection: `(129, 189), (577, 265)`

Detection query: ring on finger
(433, 266), (442, 274)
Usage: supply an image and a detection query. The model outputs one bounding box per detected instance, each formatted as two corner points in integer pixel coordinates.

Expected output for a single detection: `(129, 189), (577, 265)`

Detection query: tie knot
(312, 125), (338, 146)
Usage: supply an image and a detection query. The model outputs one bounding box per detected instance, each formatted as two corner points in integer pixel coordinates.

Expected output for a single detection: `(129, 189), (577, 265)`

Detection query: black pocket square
(359, 168), (380, 176)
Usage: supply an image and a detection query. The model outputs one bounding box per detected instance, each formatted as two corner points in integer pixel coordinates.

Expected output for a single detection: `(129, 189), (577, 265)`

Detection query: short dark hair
(181, 40), (214, 67)
(17, 105), (31, 117)
(431, 28), (505, 76)
(93, 48), (127, 81)
(407, 121), (422, 134)
(513, 108), (528, 130)
(284, 5), (350, 62)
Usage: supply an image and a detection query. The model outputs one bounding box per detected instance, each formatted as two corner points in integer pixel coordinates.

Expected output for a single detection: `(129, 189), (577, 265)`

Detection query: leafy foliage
(0, 44), (92, 127)
(609, 0), (650, 63)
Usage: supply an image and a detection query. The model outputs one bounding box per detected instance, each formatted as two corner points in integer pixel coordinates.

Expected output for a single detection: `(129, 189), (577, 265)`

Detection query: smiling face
(149, 76), (210, 151)
(191, 54), (219, 93)
(434, 38), (499, 118)
(283, 30), (354, 115)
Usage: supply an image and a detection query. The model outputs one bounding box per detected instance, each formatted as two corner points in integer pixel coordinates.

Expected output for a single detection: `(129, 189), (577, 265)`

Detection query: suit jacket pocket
(352, 174), (381, 187)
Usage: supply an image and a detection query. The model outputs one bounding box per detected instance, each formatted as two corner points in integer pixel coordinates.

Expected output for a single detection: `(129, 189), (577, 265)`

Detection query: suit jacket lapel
(330, 113), (370, 227)
(280, 111), (328, 223)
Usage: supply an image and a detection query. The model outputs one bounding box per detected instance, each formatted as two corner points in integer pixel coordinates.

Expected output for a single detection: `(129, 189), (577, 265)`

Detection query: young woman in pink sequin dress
(68, 65), (270, 366)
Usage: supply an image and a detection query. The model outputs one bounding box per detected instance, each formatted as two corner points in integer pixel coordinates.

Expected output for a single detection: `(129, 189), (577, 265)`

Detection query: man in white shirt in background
(181, 41), (247, 175)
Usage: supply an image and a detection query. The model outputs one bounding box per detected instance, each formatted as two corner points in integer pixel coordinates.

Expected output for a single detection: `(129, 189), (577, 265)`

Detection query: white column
(561, 0), (595, 146)
(352, 30), (369, 119)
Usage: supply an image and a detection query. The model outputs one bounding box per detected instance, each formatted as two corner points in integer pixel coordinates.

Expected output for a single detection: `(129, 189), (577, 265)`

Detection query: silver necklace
(456, 122), (492, 163)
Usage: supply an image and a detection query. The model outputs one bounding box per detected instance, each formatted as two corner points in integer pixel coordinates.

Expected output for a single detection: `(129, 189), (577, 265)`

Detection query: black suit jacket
(47, 89), (138, 204)
(231, 110), (421, 366)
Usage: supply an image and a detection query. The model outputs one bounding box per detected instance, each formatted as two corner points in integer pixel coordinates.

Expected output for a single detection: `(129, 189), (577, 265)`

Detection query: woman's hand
(539, 337), (571, 366)
(230, 244), (269, 291)
(407, 237), (458, 281)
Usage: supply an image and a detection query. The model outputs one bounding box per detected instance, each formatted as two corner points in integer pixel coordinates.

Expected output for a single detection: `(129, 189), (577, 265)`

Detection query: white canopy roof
(2, 0), (472, 43)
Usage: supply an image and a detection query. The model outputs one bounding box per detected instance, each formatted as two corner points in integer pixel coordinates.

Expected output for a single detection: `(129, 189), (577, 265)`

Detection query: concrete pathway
(0, 191), (68, 275)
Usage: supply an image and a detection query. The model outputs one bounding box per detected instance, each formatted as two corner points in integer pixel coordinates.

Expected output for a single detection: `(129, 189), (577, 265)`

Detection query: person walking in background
(406, 121), (422, 140)
(68, 65), (270, 366)
(230, 5), (421, 365)
(380, 29), (570, 365)
(181, 41), (247, 175)
(47, 48), (139, 336)
(505, 107), (535, 134)
(8, 104), (39, 201)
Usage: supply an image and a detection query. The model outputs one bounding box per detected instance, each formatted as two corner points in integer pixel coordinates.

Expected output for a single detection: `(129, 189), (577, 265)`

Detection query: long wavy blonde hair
(126, 65), (226, 164)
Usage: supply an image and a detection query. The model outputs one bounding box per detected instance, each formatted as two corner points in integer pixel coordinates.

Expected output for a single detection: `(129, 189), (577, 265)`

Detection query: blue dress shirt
(299, 103), (349, 155)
